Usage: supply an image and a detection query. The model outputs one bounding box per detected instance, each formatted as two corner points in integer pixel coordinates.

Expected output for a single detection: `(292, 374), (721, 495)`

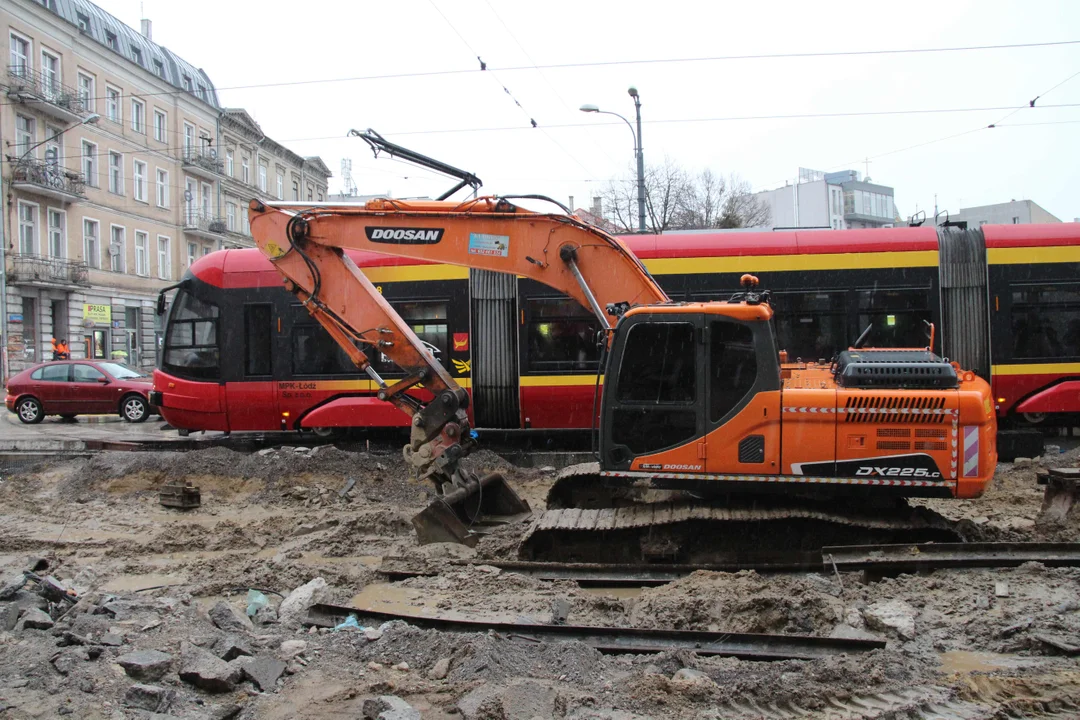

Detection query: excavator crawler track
(520, 463), (964, 563)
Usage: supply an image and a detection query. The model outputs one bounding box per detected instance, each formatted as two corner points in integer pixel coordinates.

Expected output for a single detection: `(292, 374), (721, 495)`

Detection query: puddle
(939, 651), (1011, 674)
(350, 583), (434, 615)
(101, 572), (186, 592)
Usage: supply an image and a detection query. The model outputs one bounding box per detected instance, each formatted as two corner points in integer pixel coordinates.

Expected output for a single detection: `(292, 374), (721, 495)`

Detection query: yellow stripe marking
(992, 362), (1080, 376)
(519, 375), (603, 387)
(643, 250), (938, 275)
(987, 246), (1080, 265)
(361, 265), (469, 283)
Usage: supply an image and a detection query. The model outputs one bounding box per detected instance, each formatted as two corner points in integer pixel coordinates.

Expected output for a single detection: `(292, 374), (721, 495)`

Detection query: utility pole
(630, 87), (645, 232)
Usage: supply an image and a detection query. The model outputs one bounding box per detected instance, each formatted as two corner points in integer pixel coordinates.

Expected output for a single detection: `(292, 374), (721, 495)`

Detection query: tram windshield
(163, 289), (220, 380)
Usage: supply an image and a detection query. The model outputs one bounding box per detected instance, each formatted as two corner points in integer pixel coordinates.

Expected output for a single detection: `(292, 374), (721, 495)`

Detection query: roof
(304, 157), (332, 178)
(44, 0), (219, 108)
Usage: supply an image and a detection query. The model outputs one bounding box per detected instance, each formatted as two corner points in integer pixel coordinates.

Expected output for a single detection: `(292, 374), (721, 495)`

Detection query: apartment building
(1, 0), (330, 377)
(218, 108), (330, 246)
(753, 168), (897, 231)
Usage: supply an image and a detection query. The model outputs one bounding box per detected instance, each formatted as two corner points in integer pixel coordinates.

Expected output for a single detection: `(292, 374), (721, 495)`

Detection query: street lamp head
(82, 113), (101, 125)
(627, 86), (638, 98)
(579, 104), (599, 113)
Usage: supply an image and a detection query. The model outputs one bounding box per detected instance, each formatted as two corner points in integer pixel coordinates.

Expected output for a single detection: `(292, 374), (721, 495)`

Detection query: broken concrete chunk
(257, 448), (277, 456)
(995, 582), (1010, 598)
(234, 654), (286, 691)
(123, 684), (174, 712)
(362, 695), (421, 720)
(0, 573), (25, 601)
(17, 607), (54, 631)
(0, 602), (20, 632)
(458, 679), (558, 720)
(179, 641), (242, 693)
(428, 657), (451, 680)
(550, 598), (571, 625)
(279, 639), (307, 659)
(277, 578), (327, 626)
(208, 600), (253, 634)
(101, 632), (124, 647)
(117, 649), (174, 681)
(863, 599), (916, 640)
(214, 634), (254, 662)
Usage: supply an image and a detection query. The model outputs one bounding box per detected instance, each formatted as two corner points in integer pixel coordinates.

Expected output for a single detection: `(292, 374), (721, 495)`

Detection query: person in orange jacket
(56, 339), (70, 360)
(51, 337), (60, 360)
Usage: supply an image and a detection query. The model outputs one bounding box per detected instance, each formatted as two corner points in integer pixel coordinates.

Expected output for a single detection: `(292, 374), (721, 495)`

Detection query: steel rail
(379, 542), (1080, 585)
(305, 603), (885, 660)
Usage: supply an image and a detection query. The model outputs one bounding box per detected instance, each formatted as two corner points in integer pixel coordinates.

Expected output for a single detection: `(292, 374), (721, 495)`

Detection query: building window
(77, 72), (94, 112)
(185, 179), (197, 224)
(82, 140), (97, 186)
(9, 32), (30, 78)
(110, 225), (125, 273)
(105, 31), (118, 51)
(153, 109), (166, 142)
(188, 242), (197, 266)
(40, 50), (59, 99)
(84, 219), (100, 268)
(276, 173), (284, 200)
(317, 191), (323, 202)
(225, 149), (234, 177)
(183, 123), (194, 154)
(131, 98), (145, 133)
(226, 202), (236, 231)
(17, 201), (38, 255)
(45, 124), (61, 167)
(153, 59), (164, 77)
(241, 156), (249, 184)
(157, 236), (171, 280)
(108, 151), (123, 194)
(76, 12), (90, 32)
(1013, 216), (1020, 224)
(197, 84), (207, 101)
(156, 168), (169, 207)
(242, 212), (249, 236)
(292, 180), (299, 200)
(203, 246), (212, 256)
(135, 231), (149, 276)
(258, 163), (267, 192)
(133, 160), (147, 202)
(182, 75), (192, 91)
(201, 183), (212, 216)
(47, 208), (65, 258)
(15, 115), (34, 157)
(307, 184), (313, 202)
(198, 133), (211, 156)
(105, 86), (121, 123)
(130, 45), (142, 66)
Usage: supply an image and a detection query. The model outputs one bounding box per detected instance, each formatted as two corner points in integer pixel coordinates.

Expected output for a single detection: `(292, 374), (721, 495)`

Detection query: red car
(5, 360), (157, 424)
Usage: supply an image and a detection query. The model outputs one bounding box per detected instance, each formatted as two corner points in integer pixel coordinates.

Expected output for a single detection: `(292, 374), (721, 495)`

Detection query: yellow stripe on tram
(987, 246), (1080, 266)
(643, 250), (939, 275)
(992, 362), (1080, 376)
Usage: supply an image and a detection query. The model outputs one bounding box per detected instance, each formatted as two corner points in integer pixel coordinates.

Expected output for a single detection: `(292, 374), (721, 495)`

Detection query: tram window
(616, 323), (695, 404)
(709, 321), (757, 422)
(856, 288), (929, 349)
(163, 290), (220, 380)
(526, 298), (602, 372)
(1010, 284), (1080, 360)
(244, 305), (272, 377)
(772, 292), (847, 361)
(373, 301), (449, 374)
(292, 325), (355, 376)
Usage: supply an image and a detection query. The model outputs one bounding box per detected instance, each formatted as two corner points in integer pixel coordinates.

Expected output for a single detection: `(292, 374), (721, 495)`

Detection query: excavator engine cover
(411, 472), (531, 546)
(833, 350), (959, 389)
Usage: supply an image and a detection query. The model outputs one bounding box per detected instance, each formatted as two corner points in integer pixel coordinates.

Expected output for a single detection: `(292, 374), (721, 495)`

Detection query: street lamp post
(581, 86), (646, 232)
(0, 112), (100, 379)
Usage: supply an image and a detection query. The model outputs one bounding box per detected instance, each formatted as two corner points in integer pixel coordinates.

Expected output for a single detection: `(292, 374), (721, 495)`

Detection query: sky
(94, 0), (1079, 222)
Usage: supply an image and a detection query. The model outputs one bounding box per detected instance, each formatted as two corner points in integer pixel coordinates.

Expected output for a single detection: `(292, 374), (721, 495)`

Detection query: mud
(0, 439), (1076, 718)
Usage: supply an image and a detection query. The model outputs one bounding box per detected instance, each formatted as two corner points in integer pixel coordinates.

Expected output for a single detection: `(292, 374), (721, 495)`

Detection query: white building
(753, 168), (897, 231)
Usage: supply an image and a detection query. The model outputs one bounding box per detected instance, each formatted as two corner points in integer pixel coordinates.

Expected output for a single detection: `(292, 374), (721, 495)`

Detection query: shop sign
(7, 314), (22, 324)
(83, 304), (112, 324)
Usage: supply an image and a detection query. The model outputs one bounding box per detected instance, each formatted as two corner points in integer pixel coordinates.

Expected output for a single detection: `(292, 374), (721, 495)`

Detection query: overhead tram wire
(425, 0), (599, 182)
(7, 39), (1075, 110)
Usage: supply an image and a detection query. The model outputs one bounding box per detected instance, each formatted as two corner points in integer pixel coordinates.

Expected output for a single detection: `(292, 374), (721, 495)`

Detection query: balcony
(5, 65), (88, 123)
(182, 147), (224, 180)
(9, 254), (90, 289)
(183, 210), (227, 240)
(10, 158), (86, 202)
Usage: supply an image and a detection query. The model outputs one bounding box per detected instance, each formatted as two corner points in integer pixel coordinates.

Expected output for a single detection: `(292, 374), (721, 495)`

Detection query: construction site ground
(0, 427), (1079, 719)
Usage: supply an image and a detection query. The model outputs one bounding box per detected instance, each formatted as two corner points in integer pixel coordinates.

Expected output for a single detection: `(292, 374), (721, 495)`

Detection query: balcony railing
(9, 254), (90, 287)
(183, 210), (227, 236)
(5, 65), (88, 118)
(10, 157), (86, 199)
(182, 147), (224, 176)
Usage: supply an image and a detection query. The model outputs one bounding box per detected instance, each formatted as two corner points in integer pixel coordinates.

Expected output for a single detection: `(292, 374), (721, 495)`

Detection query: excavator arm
(247, 196), (666, 542)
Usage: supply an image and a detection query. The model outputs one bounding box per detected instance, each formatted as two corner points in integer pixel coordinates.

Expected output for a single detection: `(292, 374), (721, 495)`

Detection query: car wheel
(121, 394), (149, 423)
(16, 397), (44, 424)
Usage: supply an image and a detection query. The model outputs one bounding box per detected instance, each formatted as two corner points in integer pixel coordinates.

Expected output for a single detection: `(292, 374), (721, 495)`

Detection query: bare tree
(599, 162), (769, 233)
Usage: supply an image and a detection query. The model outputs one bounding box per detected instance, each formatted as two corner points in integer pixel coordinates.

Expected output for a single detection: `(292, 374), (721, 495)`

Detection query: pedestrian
(51, 337), (60, 360)
(56, 339), (70, 360)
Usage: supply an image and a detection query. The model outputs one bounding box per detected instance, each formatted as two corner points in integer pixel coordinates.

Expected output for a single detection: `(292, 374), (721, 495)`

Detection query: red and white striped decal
(602, 470), (948, 488)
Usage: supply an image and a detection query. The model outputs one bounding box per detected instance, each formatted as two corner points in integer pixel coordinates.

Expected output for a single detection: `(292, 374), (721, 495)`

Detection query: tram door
(225, 303), (279, 430)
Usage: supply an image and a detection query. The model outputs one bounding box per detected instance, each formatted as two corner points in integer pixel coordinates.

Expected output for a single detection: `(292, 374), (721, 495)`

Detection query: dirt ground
(0, 441), (1078, 719)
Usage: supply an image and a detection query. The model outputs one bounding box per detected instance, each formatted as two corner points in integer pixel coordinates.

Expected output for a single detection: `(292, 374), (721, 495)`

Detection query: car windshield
(98, 362), (149, 379)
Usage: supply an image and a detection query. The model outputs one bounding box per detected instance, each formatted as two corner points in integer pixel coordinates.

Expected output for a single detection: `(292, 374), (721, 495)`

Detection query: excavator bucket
(1037, 468), (1080, 526)
(411, 472), (531, 546)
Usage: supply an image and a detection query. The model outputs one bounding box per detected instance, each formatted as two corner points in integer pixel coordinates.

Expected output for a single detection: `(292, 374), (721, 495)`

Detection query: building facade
(752, 168), (897, 231)
(1, 0), (329, 376)
(947, 199), (1061, 228)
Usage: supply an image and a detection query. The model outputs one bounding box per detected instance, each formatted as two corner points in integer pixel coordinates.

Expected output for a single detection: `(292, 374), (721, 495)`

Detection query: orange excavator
(248, 134), (997, 562)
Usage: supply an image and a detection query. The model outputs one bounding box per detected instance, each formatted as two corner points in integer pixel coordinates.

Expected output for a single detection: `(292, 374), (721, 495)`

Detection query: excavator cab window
(709, 320), (757, 422)
(609, 321), (701, 457)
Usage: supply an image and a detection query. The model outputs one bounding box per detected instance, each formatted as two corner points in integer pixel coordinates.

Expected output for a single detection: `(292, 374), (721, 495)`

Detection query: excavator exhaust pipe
(411, 473), (531, 546)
